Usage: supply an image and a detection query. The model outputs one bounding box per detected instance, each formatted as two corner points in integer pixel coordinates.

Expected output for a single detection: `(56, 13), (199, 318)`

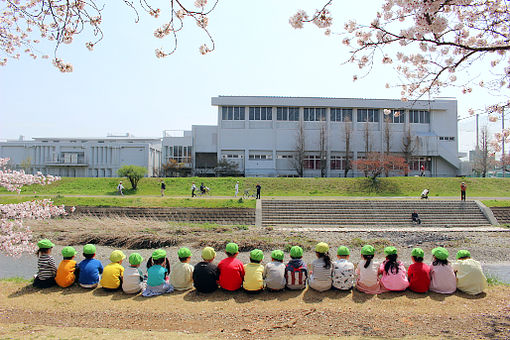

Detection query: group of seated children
(33, 239), (488, 296)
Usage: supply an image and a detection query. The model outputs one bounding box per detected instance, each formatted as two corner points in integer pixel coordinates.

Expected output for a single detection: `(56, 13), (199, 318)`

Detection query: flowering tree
(352, 152), (407, 180)
(0, 158), (67, 257)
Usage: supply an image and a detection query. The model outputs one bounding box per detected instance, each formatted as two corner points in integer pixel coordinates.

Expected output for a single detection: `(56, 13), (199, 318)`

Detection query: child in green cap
(243, 249), (265, 292)
(100, 250), (126, 291)
(378, 246), (409, 292)
(309, 242), (333, 292)
(355, 245), (382, 294)
(452, 250), (488, 295)
(407, 248), (430, 293)
(263, 250), (286, 291)
(170, 247), (194, 291)
(429, 247), (456, 294)
(142, 249), (174, 297)
(78, 244), (103, 289)
(122, 253), (146, 294)
(332, 246), (354, 291)
(218, 242), (245, 291)
(55, 246), (79, 288)
(33, 239), (57, 288)
(285, 246), (308, 290)
(193, 247), (219, 293)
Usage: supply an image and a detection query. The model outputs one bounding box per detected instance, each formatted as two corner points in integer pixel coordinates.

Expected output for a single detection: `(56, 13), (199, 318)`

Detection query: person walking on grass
(117, 181), (124, 196)
(460, 182), (467, 201)
(191, 182), (196, 197)
(160, 180), (166, 197)
(256, 183), (261, 199)
(234, 181), (239, 197)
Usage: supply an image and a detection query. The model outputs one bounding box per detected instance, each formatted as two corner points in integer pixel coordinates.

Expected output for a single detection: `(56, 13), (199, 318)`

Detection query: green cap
(250, 249), (264, 261)
(152, 249), (167, 260)
(61, 246), (77, 258)
(432, 247), (449, 260)
(456, 250), (471, 259)
(129, 253), (143, 265)
(201, 247), (216, 261)
(337, 246), (350, 256)
(411, 248), (424, 258)
(110, 250), (126, 263)
(315, 242), (329, 254)
(37, 239), (54, 249)
(290, 246), (303, 258)
(225, 242), (239, 255)
(271, 250), (284, 261)
(83, 244), (96, 255)
(384, 246), (398, 256)
(361, 245), (375, 256)
(177, 247), (192, 258)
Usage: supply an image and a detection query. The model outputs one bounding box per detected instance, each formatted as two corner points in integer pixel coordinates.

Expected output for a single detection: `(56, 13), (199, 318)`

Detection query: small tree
(352, 152), (407, 182)
(214, 159), (240, 177)
(401, 126), (418, 176)
(118, 165), (147, 190)
(319, 122), (328, 177)
(292, 121), (306, 177)
(162, 158), (192, 177)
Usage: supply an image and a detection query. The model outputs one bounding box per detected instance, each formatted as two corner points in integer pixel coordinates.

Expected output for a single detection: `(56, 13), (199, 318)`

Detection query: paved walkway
(276, 226), (510, 232)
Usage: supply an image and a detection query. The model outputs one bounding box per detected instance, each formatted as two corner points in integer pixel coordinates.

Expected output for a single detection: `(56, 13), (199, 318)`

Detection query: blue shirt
(78, 258), (104, 285)
(147, 265), (167, 287)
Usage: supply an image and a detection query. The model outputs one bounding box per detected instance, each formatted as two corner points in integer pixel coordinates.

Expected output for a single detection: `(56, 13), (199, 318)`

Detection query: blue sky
(0, 0), (506, 154)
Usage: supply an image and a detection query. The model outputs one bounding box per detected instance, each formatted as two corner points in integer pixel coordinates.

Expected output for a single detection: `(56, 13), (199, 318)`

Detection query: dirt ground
(0, 282), (509, 339)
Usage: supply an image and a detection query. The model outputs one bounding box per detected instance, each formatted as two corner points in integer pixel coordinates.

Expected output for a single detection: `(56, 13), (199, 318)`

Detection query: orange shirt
(55, 260), (77, 288)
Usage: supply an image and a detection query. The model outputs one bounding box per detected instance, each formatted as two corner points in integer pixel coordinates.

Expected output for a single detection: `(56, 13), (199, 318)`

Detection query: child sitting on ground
(243, 249), (265, 292)
(170, 247), (194, 291)
(332, 246), (355, 290)
(55, 246), (79, 288)
(453, 250), (488, 295)
(33, 239), (57, 288)
(100, 250), (126, 291)
(309, 242), (333, 292)
(122, 253), (146, 294)
(429, 247), (457, 294)
(78, 244), (103, 289)
(193, 247), (219, 293)
(378, 247), (409, 292)
(407, 248), (430, 293)
(355, 245), (382, 294)
(263, 250), (286, 291)
(218, 243), (245, 291)
(142, 249), (174, 297)
(285, 246), (308, 290)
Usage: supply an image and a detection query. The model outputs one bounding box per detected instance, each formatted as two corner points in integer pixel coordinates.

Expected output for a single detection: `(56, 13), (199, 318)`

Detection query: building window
(303, 108), (326, 121)
(276, 107), (299, 121)
(330, 108), (353, 122)
(249, 152), (273, 160)
(357, 109), (380, 123)
(384, 109), (405, 123)
(249, 107), (273, 121)
(222, 106), (246, 120)
(277, 154), (294, 159)
(410, 110), (430, 124)
(168, 145), (192, 163)
(439, 136), (455, 141)
(330, 156), (347, 170)
(222, 154), (243, 159)
(304, 155), (322, 169)
(409, 157), (431, 171)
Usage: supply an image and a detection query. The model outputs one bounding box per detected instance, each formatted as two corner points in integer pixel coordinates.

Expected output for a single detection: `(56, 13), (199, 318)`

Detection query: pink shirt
(379, 261), (409, 291)
(429, 263), (457, 294)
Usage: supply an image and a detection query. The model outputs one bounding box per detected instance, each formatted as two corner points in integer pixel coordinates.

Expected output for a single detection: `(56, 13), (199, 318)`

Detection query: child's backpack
(285, 262), (307, 289)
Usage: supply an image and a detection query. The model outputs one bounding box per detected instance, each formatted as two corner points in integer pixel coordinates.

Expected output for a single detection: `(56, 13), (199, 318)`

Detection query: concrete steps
(262, 200), (491, 227)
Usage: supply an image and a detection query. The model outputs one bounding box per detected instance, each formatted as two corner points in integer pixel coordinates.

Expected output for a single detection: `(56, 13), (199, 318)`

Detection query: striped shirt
(37, 254), (57, 280)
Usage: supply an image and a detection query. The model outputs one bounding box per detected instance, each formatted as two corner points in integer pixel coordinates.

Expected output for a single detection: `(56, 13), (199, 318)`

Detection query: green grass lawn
(1, 176), (509, 197)
(0, 196), (256, 208)
(481, 200), (510, 207)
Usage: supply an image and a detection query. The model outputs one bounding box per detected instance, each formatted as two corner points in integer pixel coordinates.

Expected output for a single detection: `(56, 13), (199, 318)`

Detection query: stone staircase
(261, 200), (491, 227)
(489, 207), (510, 225)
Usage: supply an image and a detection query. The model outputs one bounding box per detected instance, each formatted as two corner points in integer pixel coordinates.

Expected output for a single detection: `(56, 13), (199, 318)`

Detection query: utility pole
(476, 114), (479, 150)
(503, 108), (505, 178)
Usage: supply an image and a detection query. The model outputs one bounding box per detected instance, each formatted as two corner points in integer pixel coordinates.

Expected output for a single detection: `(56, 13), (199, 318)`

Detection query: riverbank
(0, 281), (509, 339)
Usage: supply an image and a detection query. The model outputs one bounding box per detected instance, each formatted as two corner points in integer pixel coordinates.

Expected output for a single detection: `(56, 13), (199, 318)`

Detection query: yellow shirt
(452, 259), (488, 295)
(169, 262), (194, 291)
(243, 263), (264, 291)
(100, 262), (124, 289)
(55, 260), (77, 288)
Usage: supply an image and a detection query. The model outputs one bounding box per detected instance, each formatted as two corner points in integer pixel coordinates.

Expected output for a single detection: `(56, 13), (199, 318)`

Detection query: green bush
(117, 165), (147, 190)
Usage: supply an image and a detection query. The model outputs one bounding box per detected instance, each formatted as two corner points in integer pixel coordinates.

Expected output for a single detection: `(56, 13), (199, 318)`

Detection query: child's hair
(63, 256), (74, 260)
(316, 251), (331, 269)
(147, 257), (170, 272)
(36, 248), (51, 256)
(362, 254), (374, 268)
(272, 258), (283, 262)
(384, 254), (400, 274)
(226, 252), (237, 257)
(250, 258), (262, 264)
(412, 256), (423, 263)
(433, 258), (449, 266)
(179, 257), (189, 262)
(83, 253), (95, 259)
(290, 256), (301, 259)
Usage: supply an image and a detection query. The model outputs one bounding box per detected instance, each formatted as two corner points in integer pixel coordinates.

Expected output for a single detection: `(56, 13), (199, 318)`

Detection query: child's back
(407, 262), (430, 293)
(243, 262), (264, 291)
(78, 258), (103, 286)
(122, 253), (145, 294)
(429, 262), (456, 294)
(309, 257), (333, 292)
(264, 261), (286, 291)
(453, 258), (488, 295)
(355, 259), (380, 294)
(100, 250), (125, 290)
(332, 259), (355, 290)
(170, 261), (194, 291)
(285, 258), (308, 290)
(218, 256), (245, 291)
(193, 261), (219, 293)
(56, 259), (77, 288)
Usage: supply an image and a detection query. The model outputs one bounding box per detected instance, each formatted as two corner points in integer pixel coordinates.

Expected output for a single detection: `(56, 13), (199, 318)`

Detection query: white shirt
(332, 259), (355, 290)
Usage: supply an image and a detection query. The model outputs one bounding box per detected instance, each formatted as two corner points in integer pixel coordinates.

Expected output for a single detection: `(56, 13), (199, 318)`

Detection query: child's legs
(33, 277), (56, 288)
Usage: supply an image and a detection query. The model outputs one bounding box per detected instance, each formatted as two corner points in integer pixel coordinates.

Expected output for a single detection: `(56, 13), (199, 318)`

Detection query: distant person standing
(256, 183), (261, 199)
(420, 164), (425, 177)
(234, 181), (239, 197)
(191, 182), (196, 197)
(160, 180), (166, 197)
(117, 181), (124, 196)
(460, 182), (467, 201)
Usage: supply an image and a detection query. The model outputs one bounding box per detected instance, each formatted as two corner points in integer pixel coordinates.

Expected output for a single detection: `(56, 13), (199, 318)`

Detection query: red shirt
(217, 257), (245, 291)
(407, 262), (431, 293)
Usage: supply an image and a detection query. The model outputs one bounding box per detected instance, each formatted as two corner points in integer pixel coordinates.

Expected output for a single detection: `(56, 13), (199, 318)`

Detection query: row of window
(439, 136), (455, 141)
(222, 106), (430, 123)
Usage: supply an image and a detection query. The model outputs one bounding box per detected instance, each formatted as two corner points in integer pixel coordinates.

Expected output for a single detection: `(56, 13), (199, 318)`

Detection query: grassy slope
(1, 176), (510, 197)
